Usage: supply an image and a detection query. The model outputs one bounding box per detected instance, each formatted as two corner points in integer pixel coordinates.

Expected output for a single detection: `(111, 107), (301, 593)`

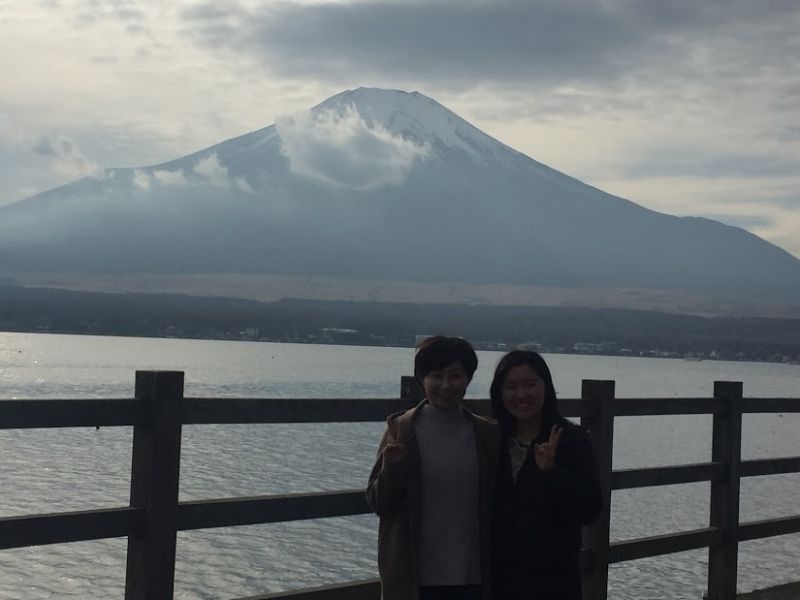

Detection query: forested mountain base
(2, 285), (799, 362)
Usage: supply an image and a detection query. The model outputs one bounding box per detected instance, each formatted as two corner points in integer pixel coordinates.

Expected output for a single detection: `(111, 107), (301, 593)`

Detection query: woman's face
(501, 364), (545, 423)
(423, 360), (470, 410)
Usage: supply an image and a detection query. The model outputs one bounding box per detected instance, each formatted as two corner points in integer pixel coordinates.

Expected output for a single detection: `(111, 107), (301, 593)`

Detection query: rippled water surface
(1, 332), (798, 599)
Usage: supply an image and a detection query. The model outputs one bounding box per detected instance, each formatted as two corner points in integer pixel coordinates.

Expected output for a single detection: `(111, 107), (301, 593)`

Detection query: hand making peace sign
(534, 425), (563, 472)
(383, 441), (409, 464)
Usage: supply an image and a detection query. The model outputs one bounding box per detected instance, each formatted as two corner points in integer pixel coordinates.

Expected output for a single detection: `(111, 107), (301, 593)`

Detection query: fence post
(706, 381), (743, 600)
(125, 371), (184, 600)
(580, 379), (615, 600)
(400, 375), (424, 404)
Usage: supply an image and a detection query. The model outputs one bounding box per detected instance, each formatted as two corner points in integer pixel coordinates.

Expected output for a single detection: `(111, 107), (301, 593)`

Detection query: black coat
(492, 420), (602, 600)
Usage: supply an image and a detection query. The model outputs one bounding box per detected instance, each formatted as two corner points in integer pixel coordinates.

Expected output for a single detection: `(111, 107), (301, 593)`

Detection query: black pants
(418, 585), (482, 600)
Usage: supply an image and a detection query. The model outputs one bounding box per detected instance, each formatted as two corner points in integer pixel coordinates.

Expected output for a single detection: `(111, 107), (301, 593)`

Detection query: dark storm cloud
(181, 0), (654, 85)
(180, 0), (800, 87)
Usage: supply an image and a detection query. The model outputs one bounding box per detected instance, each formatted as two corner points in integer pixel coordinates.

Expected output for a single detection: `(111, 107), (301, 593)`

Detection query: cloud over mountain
(193, 153), (252, 192)
(275, 105), (430, 190)
(152, 168), (190, 188)
(1, 87), (799, 309)
(129, 153), (252, 194)
(4, 1), (799, 262)
(33, 135), (102, 180)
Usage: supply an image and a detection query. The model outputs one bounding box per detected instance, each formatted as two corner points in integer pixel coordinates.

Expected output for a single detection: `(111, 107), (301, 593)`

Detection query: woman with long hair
(490, 350), (602, 600)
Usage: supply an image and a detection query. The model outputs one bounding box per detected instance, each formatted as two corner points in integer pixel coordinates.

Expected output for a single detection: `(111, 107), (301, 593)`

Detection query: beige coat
(366, 401), (500, 600)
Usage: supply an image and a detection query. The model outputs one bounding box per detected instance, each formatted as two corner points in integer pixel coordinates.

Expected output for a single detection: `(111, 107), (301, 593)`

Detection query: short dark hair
(414, 336), (478, 382)
(490, 350), (566, 435)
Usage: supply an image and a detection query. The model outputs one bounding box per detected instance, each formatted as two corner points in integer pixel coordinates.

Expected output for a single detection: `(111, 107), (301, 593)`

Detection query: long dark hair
(490, 350), (567, 436)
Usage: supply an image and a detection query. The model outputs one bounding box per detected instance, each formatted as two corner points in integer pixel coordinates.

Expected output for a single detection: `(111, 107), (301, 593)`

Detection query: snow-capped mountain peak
(312, 87), (505, 162)
(2, 87), (799, 307)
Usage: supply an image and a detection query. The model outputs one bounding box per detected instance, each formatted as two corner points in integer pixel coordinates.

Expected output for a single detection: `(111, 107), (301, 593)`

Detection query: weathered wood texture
(740, 456), (800, 477)
(580, 380), (616, 600)
(707, 382), (743, 600)
(241, 580), (380, 600)
(737, 515), (800, 542)
(125, 371), (184, 600)
(612, 462), (724, 489)
(0, 399), (143, 428)
(0, 507), (142, 550)
(183, 397), (413, 424)
(177, 491), (369, 531)
(609, 527), (722, 563)
(741, 397), (800, 413)
(736, 582), (800, 599)
(5, 396), (799, 430)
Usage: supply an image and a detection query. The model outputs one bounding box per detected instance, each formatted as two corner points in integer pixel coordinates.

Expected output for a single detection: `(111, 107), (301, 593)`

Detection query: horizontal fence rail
(611, 462), (725, 489)
(1, 372), (800, 600)
(608, 527), (723, 563)
(0, 398), (144, 428)
(741, 456), (800, 477)
(244, 579), (381, 600)
(737, 515), (800, 542)
(4, 397), (800, 431)
(177, 491), (369, 531)
(0, 507), (143, 550)
(741, 397), (800, 413)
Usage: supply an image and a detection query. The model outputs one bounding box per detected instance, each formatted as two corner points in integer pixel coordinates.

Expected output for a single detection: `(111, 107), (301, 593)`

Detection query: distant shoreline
(3, 326), (799, 367)
(3, 281), (800, 365)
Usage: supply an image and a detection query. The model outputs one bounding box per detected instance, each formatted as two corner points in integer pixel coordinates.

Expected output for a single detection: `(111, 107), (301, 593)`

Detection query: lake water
(0, 332), (798, 599)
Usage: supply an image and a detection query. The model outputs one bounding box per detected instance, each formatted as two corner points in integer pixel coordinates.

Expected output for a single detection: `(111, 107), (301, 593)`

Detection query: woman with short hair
(367, 335), (500, 600)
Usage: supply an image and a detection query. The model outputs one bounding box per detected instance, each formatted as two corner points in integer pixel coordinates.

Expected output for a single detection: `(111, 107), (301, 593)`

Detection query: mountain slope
(1, 87), (799, 303)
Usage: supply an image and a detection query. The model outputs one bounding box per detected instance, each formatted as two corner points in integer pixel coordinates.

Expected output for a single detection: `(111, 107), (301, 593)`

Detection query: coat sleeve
(541, 428), (603, 525)
(365, 425), (411, 518)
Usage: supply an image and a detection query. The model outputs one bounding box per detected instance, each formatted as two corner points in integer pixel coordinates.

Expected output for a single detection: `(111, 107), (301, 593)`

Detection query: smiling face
(501, 364), (545, 424)
(422, 360), (470, 410)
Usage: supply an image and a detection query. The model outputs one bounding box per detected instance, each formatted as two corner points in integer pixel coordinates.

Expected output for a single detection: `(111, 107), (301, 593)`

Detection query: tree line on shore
(1, 285), (799, 362)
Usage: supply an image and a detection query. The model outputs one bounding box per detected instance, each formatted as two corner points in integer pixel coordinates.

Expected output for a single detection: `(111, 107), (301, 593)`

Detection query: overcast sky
(2, 0), (799, 257)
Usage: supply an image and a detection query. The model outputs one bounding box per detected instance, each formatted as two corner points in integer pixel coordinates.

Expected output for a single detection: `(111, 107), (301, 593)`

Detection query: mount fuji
(2, 87), (799, 307)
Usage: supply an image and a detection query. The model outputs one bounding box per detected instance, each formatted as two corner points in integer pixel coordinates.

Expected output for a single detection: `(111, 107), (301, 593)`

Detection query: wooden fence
(1, 371), (800, 600)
